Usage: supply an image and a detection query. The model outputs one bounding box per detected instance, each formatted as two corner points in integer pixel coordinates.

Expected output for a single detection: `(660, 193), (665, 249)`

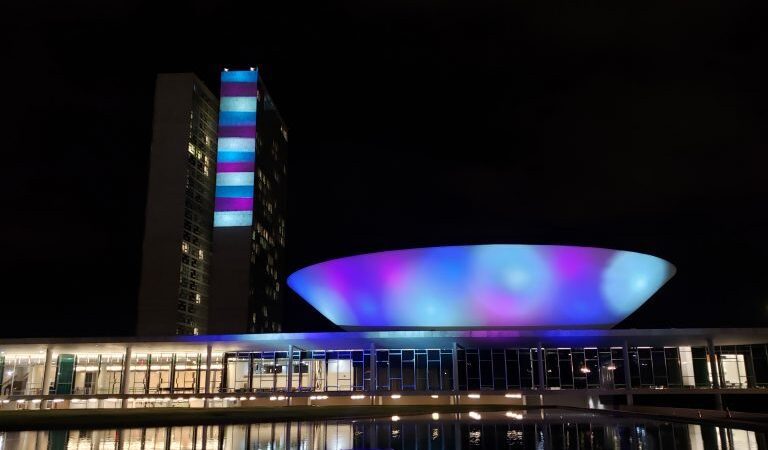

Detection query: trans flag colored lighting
(214, 69), (258, 227)
(286, 245), (676, 329)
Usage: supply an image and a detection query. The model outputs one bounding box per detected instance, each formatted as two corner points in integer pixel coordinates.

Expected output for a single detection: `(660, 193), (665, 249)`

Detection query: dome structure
(287, 245), (676, 330)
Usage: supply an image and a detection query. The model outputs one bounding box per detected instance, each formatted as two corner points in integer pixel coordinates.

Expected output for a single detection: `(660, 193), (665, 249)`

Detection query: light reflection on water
(0, 410), (764, 450)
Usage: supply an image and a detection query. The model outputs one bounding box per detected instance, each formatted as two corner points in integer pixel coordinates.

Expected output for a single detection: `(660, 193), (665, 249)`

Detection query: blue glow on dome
(287, 245), (676, 329)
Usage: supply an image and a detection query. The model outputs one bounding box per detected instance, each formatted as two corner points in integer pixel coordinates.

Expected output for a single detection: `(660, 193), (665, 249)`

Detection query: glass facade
(1, 339), (767, 409)
(177, 79), (219, 335)
(247, 83), (287, 334)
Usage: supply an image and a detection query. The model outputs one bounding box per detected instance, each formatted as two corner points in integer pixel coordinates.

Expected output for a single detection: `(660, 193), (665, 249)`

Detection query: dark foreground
(1, 409), (767, 450)
(1, 404), (768, 433)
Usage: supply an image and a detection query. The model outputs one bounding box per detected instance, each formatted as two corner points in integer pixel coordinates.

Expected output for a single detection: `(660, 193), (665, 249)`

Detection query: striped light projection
(287, 245), (676, 329)
(214, 70), (258, 227)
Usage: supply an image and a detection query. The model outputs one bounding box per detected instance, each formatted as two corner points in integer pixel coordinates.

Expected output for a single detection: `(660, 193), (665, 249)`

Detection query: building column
(707, 338), (723, 410)
(622, 340), (633, 406)
(203, 344), (212, 408)
(41, 347), (54, 398)
(369, 343), (376, 405)
(121, 346), (133, 409)
(452, 342), (460, 405)
(286, 345), (293, 405)
(537, 342), (545, 391)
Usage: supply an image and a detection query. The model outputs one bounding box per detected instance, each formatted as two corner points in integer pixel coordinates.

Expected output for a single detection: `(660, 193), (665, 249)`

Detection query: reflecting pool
(0, 409), (764, 449)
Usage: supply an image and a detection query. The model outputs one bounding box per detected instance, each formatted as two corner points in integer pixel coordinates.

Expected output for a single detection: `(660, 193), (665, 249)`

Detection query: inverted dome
(287, 245), (676, 330)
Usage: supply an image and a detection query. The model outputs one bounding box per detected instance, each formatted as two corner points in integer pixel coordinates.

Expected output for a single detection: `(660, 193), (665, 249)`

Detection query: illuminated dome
(287, 245), (676, 330)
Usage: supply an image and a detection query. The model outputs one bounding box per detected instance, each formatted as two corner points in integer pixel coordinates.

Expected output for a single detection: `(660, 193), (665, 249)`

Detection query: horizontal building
(3, 245), (766, 411)
(1, 328), (768, 410)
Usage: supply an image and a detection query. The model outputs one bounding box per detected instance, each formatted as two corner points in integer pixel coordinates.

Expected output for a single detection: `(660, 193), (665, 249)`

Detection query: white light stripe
(216, 172), (254, 186)
(218, 138), (256, 151)
(220, 97), (257, 112)
(214, 211), (253, 227)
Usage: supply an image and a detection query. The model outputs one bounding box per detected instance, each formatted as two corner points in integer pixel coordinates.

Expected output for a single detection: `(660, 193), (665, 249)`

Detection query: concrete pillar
(121, 346), (133, 409)
(286, 345), (293, 405)
(537, 342), (545, 391)
(707, 338), (723, 410)
(203, 344), (212, 408)
(452, 342), (460, 406)
(370, 343), (378, 399)
(40, 347), (53, 397)
(623, 341), (633, 406)
(707, 338), (720, 389)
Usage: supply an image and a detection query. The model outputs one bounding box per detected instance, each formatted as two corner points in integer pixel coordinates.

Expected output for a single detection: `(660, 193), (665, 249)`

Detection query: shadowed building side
(137, 73), (218, 336)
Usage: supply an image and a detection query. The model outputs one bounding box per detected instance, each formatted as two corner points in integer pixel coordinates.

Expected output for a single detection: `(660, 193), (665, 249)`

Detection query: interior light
(432, 412), (439, 420)
(239, 396), (246, 401)
(506, 411), (523, 420)
(580, 366), (591, 374)
(431, 394), (439, 399)
(391, 415), (400, 422)
(248, 396), (256, 401)
(468, 411), (482, 420)
(351, 395), (366, 400)
(391, 394), (401, 399)
(606, 363), (617, 371)
(269, 396), (278, 401)
(250, 67), (255, 71)
(468, 393), (481, 399)
(505, 393), (522, 399)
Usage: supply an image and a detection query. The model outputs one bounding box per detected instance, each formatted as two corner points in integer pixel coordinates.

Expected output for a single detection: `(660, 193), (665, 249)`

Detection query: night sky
(4, 1), (768, 337)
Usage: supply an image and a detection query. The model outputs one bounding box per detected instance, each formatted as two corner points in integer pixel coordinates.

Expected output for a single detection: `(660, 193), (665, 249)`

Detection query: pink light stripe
(217, 162), (255, 172)
(219, 125), (257, 138)
(215, 197), (254, 211)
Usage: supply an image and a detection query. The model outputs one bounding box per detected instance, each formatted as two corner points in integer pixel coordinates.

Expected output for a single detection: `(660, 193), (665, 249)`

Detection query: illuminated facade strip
(214, 70), (259, 228)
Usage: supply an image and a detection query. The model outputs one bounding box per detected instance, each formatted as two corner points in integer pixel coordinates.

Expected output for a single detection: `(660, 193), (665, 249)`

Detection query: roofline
(1, 328), (766, 352)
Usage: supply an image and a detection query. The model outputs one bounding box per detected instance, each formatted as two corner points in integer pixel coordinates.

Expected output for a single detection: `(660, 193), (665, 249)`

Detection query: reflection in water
(0, 410), (765, 450)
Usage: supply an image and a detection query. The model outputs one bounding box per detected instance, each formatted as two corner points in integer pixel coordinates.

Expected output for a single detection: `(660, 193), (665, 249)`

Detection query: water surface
(0, 409), (764, 449)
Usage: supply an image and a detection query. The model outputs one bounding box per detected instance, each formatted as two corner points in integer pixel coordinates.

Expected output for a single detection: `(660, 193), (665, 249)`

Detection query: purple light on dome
(287, 245), (676, 329)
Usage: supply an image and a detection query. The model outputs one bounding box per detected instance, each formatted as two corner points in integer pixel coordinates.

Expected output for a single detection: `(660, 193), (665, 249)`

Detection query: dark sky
(4, 1), (768, 337)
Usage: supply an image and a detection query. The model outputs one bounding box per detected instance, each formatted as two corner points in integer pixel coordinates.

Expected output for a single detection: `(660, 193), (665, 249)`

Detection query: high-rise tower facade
(137, 73), (218, 336)
(209, 68), (287, 334)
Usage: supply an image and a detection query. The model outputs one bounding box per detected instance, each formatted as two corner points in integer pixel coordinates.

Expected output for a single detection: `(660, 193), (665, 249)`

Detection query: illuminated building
(287, 245), (676, 329)
(209, 68), (288, 334)
(137, 69), (287, 336)
(137, 73), (218, 336)
(4, 245), (768, 410)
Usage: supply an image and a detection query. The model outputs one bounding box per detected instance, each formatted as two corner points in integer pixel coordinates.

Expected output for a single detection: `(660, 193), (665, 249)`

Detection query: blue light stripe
(216, 185), (254, 198)
(221, 97), (257, 112)
(217, 172), (254, 186)
(221, 71), (259, 83)
(219, 111), (257, 126)
(217, 151), (256, 163)
(214, 211), (254, 227)
(218, 137), (255, 151)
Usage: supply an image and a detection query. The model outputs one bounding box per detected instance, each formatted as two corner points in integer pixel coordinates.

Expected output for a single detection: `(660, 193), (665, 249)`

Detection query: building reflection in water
(0, 411), (765, 450)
